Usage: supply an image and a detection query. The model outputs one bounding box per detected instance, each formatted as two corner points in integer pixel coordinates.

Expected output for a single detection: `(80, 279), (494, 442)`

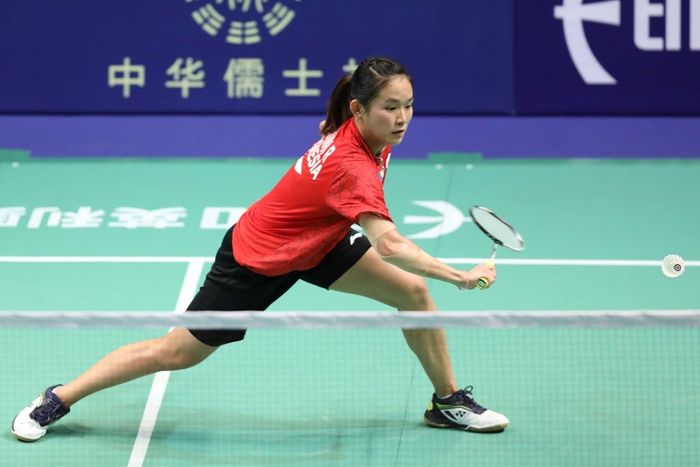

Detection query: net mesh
(2, 310), (699, 467)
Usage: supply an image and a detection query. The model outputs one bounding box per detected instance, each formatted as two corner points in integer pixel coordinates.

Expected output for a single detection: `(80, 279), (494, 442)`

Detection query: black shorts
(185, 225), (371, 346)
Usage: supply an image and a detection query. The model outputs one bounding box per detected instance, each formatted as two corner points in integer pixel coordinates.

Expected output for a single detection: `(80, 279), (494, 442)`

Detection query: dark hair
(322, 57), (413, 135)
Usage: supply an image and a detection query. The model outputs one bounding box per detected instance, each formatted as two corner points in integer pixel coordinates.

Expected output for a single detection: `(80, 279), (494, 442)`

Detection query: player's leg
(53, 328), (216, 407)
(12, 225), (296, 442)
(321, 244), (509, 433)
(54, 221), (298, 407)
(11, 328), (216, 442)
(327, 247), (458, 396)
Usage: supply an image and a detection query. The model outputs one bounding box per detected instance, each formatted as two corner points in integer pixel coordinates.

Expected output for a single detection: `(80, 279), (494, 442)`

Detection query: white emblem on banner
(555, 0), (700, 85)
(186, 0), (299, 45)
(554, 0), (621, 85)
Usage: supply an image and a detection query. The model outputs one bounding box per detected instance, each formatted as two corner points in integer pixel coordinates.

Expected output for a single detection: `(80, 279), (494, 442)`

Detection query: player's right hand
(461, 263), (496, 290)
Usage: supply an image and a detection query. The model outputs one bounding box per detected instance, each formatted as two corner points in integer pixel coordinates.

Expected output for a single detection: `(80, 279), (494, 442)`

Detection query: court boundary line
(0, 256), (697, 267)
(126, 259), (205, 467)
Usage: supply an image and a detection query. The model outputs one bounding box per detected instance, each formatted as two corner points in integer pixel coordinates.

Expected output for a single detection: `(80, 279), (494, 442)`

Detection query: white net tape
(1, 310), (699, 329)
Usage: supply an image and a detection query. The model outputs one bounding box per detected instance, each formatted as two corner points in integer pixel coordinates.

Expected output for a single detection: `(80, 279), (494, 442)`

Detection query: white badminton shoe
(11, 385), (70, 442)
(424, 386), (509, 433)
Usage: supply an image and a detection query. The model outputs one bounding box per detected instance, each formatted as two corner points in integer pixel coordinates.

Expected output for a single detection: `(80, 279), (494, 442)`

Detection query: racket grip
(476, 260), (495, 290)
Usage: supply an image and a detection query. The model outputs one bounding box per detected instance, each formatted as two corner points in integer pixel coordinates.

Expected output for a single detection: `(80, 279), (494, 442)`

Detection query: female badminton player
(12, 57), (507, 442)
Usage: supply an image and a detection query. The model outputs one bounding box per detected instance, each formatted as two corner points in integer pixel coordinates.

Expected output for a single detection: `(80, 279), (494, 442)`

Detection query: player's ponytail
(322, 57), (413, 136)
(322, 75), (352, 135)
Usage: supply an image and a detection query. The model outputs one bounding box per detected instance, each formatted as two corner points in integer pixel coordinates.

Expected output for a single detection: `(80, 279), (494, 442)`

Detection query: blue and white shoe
(11, 385), (70, 442)
(424, 386), (508, 433)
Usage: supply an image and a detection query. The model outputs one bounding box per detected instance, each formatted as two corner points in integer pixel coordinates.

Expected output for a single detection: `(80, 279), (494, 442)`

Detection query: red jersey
(233, 118), (393, 276)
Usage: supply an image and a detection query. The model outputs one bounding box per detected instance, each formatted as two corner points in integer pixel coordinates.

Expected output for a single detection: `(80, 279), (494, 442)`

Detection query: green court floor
(1, 155), (699, 466)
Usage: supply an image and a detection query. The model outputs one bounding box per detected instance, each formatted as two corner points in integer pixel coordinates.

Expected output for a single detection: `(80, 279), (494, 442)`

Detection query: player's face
(356, 75), (414, 155)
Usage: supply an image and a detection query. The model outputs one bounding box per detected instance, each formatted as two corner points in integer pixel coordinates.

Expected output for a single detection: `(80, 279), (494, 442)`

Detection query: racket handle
(476, 260), (495, 290)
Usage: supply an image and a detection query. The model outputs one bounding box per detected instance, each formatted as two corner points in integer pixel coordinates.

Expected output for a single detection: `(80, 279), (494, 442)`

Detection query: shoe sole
(11, 409), (45, 442)
(11, 430), (42, 442)
(11, 423), (43, 442)
(424, 415), (508, 433)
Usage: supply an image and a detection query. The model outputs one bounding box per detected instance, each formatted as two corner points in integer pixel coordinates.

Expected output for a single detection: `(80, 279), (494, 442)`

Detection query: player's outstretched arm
(359, 214), (495, 289)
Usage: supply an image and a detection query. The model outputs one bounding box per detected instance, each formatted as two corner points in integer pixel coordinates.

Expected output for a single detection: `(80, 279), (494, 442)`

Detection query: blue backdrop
(516, 0), (700, 114)
(2, 1), (699, 115)
(0, 1), (513, 114)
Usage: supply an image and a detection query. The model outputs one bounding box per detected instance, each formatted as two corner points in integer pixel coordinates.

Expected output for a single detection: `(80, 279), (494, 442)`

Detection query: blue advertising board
(0, 1), (513, 114)
(515, 0), (700, 114)
(4, 1), (700, 115)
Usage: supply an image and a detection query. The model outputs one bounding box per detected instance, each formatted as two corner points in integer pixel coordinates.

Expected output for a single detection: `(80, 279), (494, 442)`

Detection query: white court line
(439, 258), (700, 266)
(126, 259), (205, 467)
(0, 256), (697, 267)
(0, 256), (212, 263)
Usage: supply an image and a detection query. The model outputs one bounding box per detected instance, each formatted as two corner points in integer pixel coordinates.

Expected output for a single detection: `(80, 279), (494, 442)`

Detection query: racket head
(470, 206), (525, 252)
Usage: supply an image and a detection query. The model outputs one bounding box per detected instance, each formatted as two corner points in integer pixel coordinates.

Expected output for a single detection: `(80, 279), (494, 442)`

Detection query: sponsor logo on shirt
(294, 130), (338, 180)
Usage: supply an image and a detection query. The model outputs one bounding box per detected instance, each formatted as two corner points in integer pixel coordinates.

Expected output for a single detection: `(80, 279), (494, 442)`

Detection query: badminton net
(1, 310), (699, 467)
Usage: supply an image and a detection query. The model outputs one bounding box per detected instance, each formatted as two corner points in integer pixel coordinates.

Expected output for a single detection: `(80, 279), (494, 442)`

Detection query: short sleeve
(327, 162), (392, 223)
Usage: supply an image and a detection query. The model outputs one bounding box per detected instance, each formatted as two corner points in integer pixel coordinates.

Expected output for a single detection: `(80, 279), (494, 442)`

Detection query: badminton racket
(470, 206), (525, 289)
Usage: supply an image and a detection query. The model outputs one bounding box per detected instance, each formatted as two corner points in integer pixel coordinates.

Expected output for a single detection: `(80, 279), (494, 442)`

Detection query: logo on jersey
(377, 152), (391, 182)
(294, 130), (338, 180)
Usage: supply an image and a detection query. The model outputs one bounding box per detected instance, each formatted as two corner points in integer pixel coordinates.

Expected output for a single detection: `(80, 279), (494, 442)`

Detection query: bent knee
(152, 338), (209, 371)
(399, 276), (435, 311)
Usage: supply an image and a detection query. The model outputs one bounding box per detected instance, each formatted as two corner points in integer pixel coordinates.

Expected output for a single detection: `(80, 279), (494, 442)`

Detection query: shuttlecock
(661, 254), (685, 278)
